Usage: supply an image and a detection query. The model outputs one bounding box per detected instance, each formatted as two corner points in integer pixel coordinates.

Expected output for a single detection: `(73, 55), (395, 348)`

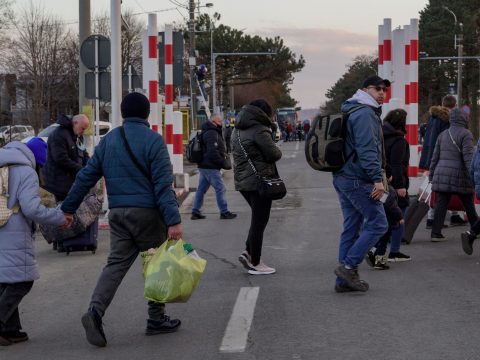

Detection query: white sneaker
(248, 261), (276, 275)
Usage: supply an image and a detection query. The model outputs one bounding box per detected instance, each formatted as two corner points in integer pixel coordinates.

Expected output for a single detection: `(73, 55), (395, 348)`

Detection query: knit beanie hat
(26, 137), (47, 167)
(120, 92), (150, 119)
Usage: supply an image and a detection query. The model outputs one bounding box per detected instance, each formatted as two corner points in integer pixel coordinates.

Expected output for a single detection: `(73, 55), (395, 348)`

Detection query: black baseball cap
(362, 75), (391, 89)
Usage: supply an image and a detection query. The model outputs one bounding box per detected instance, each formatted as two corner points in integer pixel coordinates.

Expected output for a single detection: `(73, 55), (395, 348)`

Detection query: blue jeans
(192, 169), (228, 214)
(333, 176), (388, 273)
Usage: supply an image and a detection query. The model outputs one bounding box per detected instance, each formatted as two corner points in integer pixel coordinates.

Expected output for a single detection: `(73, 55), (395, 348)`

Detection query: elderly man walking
(42, 114), (90, 202)
(191, 113), (237, 220)
(332, 75), (389, 293)
(61, 92), (183, 347)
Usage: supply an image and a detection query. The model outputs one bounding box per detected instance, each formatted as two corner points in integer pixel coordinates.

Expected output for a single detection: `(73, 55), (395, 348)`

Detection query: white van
(0, 125), (35, 145)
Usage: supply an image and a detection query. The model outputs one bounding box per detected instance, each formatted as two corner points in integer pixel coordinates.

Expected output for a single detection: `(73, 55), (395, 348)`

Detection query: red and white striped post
(173, 111), (183, 174)
(382, 19), (392, 114)
(389, 27), (406, 112)
(407, 19), (419, 177)
(142, 14), (161, 134)
(164, 24), (174, 159)
(378, 24), (385, 79)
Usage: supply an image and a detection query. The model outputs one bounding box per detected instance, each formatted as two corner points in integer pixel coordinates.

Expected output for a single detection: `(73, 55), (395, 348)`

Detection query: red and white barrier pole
(389, 27), (406, 112)
(173, 111), (183, 174)
(378, 24), (385, 79)
(407, 19), (419, 177)
(164, 24), (174, 159)
(142, 14), (161, 134)
(382, 19), (392, 114)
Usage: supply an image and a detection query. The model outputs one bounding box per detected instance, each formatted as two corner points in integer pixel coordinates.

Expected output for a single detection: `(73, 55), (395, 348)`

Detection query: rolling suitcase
(403, 182), (432, 244)
(57, 218), (98, 255)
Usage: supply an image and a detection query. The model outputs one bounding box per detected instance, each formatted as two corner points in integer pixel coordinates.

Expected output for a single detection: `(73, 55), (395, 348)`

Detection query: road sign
(80, 34), (111, 70)
(85, 72), (111, 101)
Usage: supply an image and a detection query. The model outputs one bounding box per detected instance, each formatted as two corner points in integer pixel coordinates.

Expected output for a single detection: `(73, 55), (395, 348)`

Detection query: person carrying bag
(232, 99), (283, 275)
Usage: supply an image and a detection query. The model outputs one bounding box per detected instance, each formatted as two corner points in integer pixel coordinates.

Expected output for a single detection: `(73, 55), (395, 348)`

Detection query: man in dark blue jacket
(191, 114), (236, 220)
(61, 92), (183, 347)
(333, 75), (389, 293)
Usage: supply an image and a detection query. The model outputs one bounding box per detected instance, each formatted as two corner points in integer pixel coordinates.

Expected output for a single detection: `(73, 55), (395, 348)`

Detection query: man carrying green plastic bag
(142, 239), (207, 303)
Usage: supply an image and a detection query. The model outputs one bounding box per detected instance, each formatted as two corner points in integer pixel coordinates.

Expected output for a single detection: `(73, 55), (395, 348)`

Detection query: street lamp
(443, 6), (463, 105)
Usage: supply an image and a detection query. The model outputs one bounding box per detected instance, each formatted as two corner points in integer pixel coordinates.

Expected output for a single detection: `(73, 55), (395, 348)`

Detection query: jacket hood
(201, 120), (221, 133)
(235, 105), (272, 130)
(449, 108), (468, 128)
(383, 121), (404, 138)
(0, 141), (35, 168)
(56, 114), (73, 128)
(341, 90), (382, 116)
(429, 106), (450, 122)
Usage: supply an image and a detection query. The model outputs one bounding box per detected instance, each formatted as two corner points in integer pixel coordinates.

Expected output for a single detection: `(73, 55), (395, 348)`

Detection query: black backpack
(186, 131), (203, 163)
(305, 106), (364, 172)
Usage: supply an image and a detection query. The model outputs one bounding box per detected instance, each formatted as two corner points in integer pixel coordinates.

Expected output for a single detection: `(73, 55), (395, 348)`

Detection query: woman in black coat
(231, 99), (282, 275)
(383, 109), (411, 261)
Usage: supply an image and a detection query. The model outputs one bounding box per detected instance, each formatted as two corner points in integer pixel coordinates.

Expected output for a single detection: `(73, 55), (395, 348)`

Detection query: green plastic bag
(142, 239), (207, 303)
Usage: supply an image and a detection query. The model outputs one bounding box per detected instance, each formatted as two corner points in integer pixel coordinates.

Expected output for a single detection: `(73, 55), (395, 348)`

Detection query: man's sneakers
(373, 255), (390, 270)
(431, 233), (447, 242)
(248, 261), (276, 275)
(238, 251), (253, 270)
(334, 266), (368, 292)
(461, 231), (476, 255)
(191, 212), (206, 220)
(81, 307), (107, 347)
(388, 252), (411, 262)
(334, 280), (369, 293)
(450, 214), (468, 227)
(0, 331), (29, 346)
(365, 250), (375, 267)
(145, 316), (181, 335)
(220, 211), (237, 220)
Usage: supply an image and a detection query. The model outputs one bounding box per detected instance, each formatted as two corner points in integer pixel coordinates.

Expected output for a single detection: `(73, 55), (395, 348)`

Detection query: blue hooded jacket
(61, 117), (181, 226)
(335, 89), (384, 183)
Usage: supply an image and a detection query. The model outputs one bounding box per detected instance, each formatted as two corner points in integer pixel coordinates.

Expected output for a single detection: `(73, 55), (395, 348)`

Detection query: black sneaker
(461, 231), (476, 255)
(365, 250), (375, 267)
(334, 280), (369, 293)
(146, 316), (181, 335)
(334, 266), (368, 292)
(426, 219), (448, 229)
(431, 233), (447, 242)
(220, 211), (237, 220)
(450, 214), (468, 227)
(238, 251), (253, 270)
(81, 307), (107, 347)
(388, 252), (411, 262)
(2, 331), (28, 344)
(191, 213), (206, 220)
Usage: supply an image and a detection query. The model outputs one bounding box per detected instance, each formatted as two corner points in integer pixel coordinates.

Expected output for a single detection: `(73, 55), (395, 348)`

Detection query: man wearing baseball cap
(332, 75), (390, 293)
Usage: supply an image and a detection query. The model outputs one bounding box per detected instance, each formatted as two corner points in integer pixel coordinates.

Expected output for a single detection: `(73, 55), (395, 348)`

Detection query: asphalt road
(4, 141), (480, 360)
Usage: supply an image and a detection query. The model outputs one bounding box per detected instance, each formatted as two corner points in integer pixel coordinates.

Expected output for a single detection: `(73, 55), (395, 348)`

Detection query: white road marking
(179, 192), (195, 214)
(219, 287), (260, 353)
(295, 141), (299, 151)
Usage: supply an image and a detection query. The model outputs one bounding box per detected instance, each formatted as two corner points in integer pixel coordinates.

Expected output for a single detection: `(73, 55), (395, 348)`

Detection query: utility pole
(79, 0), (91, 112)
(189, 0), (196, 129)
(457, 23), (463, 106)
(110, 0), (122, 128)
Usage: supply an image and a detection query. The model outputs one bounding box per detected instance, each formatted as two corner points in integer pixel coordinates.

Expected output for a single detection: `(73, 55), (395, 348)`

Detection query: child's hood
(0, 141), (35, 168)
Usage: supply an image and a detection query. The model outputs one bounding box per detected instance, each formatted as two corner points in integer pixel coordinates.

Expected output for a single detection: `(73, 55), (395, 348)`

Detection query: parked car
(22, 121), (112, 143)
(0, 125), (35, 145)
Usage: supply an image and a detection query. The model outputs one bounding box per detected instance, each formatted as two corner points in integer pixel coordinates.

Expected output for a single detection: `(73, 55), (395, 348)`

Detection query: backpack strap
(119, 126), (151, 181)
(342, 105), (366, 163)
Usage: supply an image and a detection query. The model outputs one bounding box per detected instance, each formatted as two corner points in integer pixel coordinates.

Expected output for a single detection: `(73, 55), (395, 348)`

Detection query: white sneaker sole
(248, 269), (276, 275)
(388, 257), (412, 262)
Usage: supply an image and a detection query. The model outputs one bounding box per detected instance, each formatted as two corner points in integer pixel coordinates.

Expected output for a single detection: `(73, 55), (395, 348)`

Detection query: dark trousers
(375, 228), (391, 256)
(90, 208), (167, 320)
(0, 281), (34, 333)
(432, 192), (478, 234)
(240, 191), (272, 266)
(225, 137), (231, 153)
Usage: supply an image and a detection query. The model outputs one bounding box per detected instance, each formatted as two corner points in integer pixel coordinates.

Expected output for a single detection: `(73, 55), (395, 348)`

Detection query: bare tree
(6, 2), (71, 131)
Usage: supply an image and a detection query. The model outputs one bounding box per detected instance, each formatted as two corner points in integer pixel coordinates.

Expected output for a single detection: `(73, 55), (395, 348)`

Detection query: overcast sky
(14, 0), (429, 109)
